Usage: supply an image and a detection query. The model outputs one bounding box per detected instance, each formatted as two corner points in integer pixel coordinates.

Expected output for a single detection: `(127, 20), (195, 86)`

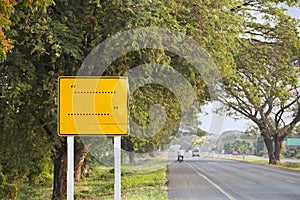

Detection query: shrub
(0, 165), (18, 199)
(256, 151), (264, 156)
(295, 149), (300, 159)
(0, 183), (18, 200)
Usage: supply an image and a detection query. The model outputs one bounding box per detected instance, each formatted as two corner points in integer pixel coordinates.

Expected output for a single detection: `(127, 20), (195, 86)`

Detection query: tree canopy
(219, 0), (300, 165)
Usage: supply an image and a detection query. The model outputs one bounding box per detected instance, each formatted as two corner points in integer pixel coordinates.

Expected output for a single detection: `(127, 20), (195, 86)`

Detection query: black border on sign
(57, 76), (129, 136)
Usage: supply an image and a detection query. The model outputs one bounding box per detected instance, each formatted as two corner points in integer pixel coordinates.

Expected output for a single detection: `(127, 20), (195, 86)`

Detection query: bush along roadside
(0, 165), (18, 200)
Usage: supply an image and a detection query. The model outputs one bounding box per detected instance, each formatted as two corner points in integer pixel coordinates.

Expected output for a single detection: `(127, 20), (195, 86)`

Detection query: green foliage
(128, 83), (181, 153)
(223, 139), (254, 155)
(0, 1), (57, 194)
(223, 142), (234, 154)
(195, 128), (208, 137)
(0, 97), (53, 185)
(0, 182), (18, 200)
(1, 0), (243, 160)
(293, 124), (300, 137)
(0, 0), (54, 61)
(0, 164), (18, 200)
(0, 0), (16, 62)
(92, 0), (243, 155)
(295, 149), (300, 159)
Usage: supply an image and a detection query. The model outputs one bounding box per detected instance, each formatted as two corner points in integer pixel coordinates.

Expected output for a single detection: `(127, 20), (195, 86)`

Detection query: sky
(288, 7), (300, 19)
(198, 102), (253, 135)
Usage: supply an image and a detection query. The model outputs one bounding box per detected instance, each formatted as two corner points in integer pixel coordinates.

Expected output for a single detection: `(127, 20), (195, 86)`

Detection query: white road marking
(186, 162), (237, 200)
(248, 180), (256, 185)
(285, 180), (295, 184)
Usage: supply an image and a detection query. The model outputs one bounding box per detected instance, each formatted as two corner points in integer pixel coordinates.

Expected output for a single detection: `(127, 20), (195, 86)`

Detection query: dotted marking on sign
(73, 91), (117, 94)
(67, 113), (110, 116)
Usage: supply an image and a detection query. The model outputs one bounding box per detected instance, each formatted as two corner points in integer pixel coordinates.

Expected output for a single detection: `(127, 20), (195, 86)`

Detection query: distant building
(283, 138), (300, 150)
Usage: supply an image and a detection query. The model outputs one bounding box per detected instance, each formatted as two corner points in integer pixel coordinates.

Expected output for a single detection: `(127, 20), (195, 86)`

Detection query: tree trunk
(52, 142), (67, 200)
(262, 136), (276, 165)
(274, 135), (282, 165)
(121, 137), (136, 164)
(150, 150), (157, 157)
(129, 150), (136, 164)
(74, 140), (90, 182)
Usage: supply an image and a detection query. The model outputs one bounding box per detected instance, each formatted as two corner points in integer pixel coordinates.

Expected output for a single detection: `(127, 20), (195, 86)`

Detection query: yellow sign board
(58, 76), (129, 136)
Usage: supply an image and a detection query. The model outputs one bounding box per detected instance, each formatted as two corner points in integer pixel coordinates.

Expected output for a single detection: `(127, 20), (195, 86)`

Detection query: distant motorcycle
(177, 155), (184, 163)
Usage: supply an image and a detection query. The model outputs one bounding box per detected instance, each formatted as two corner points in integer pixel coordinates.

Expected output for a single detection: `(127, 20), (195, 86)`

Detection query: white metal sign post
(114, 136), (121, 200)
(67, 136), (74, 200)
(66, 137), (122, 200)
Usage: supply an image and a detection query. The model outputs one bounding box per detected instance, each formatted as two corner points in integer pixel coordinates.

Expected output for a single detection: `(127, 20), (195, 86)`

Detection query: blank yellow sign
(58, 76), (129, 136)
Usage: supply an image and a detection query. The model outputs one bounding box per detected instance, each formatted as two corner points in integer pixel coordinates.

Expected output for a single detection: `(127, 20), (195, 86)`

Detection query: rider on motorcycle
(177, 149), (184, 161)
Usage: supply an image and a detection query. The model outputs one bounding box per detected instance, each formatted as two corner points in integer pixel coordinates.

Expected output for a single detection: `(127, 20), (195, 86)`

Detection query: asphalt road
(167, 155), (300, 200)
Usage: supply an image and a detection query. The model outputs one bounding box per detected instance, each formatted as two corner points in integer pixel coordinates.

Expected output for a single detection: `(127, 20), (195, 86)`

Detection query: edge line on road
(185, 162), (237, 200)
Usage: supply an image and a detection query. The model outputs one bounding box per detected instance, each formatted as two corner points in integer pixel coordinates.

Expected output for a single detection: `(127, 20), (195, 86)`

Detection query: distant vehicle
(178, 155), (183, 163)
(232, 151), (238, 155)
(177, 149), (184, 162)
(192, 149), (200, 157)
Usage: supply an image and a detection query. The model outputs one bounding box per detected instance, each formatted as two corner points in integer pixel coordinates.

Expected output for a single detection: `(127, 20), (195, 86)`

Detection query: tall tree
(1, 0), (97, 198)
(220, 1), (300, 165)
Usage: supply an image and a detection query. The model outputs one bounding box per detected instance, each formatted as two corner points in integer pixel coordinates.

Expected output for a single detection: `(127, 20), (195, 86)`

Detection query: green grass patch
(236, 158), (300, 171)
(101, 186), (167, 200)
(280, 162), (300, 170)
(244, 159), (269, 165)
(16, 164), (167, 200)
(75, 165), (167, 199)
(17, 184), (52, 200)
(212, 154), (300, 171)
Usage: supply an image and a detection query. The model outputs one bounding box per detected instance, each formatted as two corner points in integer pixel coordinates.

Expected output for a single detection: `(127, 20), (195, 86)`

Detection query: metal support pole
(114, 136), (121, 200)
(67, 136), (74, 200)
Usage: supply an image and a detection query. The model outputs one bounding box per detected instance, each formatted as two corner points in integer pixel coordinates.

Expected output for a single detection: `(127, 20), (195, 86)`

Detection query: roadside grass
(208, 154), (300, 171)
(17, 184), (52, 200)
(75, 165), (167, 200)
(242, 159), (269, 165)
(100, 186), (167, 200)
(279, 162), (300, 171)
(16, 154), (168, 200)
(16, 165), (167, 200)
(245, 159), (300, 171)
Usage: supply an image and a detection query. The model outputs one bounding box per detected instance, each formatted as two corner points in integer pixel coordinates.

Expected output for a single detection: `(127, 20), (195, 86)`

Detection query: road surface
(167, 156), (300, 200)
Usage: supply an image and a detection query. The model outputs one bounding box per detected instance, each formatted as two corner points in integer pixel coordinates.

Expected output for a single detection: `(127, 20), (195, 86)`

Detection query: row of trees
(223, 139), (254, 155)
(0, 0), (299, 199)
